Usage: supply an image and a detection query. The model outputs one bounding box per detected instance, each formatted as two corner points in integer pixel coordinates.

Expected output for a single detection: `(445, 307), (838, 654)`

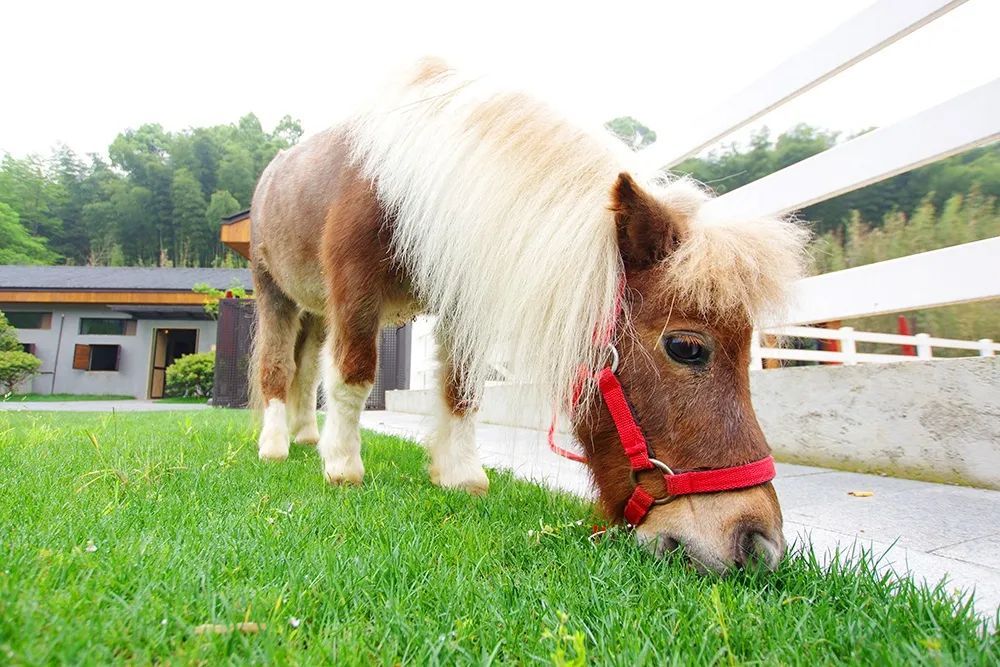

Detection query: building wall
(3, 303), (217, 398)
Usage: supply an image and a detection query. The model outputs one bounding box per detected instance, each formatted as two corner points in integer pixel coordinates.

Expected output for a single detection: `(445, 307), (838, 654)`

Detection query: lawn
(2, 393), (134, 402)
(0, 410), (996, 665)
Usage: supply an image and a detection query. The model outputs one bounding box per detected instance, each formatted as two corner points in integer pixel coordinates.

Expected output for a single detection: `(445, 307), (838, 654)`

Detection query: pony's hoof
(323, 460), (365, 486)
(258, 432), (289, 461)
(259, 448), (288, 462)
(293, 426), (320, 445)
(430, 465), (490, 495)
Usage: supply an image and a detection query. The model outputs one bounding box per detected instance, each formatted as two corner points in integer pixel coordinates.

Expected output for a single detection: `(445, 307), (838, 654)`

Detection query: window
(72, 344), (120, 371)
(21, 343), (36, 355)
(79, 318), (136, 336)
(6, 312), (51, 329)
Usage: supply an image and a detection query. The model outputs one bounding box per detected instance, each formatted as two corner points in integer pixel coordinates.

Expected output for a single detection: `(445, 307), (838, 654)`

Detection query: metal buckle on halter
(607, 343), (619, 373)
(630, 457), (676, 506)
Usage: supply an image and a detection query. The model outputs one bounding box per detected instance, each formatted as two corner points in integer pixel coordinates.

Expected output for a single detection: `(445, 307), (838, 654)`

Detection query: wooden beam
(0, 290), (212, 305)
(220, 217), (251, 259)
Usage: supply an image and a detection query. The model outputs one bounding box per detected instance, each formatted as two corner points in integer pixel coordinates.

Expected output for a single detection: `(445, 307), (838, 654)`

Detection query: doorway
(149, 328), (199, 399)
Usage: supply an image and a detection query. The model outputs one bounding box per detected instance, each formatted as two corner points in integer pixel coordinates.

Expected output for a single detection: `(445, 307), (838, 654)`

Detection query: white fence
(752, 325), (997, 369)
(407, 0), (1000, 389)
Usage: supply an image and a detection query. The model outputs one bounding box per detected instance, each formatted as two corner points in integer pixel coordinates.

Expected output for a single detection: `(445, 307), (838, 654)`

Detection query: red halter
(548, 278), (776, 526)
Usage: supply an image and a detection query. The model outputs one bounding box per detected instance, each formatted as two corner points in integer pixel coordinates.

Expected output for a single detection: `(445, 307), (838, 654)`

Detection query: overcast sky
(2, 0), (998, 160)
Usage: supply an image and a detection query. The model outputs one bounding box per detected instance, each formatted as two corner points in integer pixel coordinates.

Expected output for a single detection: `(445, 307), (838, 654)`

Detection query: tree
(0, 203), (59, 264)
(0, 311), (21, 352)
(172, 168), (209, 266)
(0, 311), (42, 394)
(605, 116), (657, 151)
(217, 145), (255, 207)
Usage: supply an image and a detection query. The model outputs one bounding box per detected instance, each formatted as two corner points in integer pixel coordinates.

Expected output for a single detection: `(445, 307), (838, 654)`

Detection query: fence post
(838, 326), (857, 365)
(749, 329), (763, 370)
(914, 333), (933, 359)
(979, 338), (995, 357)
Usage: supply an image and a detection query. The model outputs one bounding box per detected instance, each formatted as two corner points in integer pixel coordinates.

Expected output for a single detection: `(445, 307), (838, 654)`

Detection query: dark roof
(0, 266), (252, 292)
(221, 209), (251, 224)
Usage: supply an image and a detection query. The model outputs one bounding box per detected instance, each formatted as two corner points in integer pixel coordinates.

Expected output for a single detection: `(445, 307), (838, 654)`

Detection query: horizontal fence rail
(751, 324), (998, 369)
(638, 0), (966, 172)
(780, 236), (1000, 325)
(703, 78), (1000, 220)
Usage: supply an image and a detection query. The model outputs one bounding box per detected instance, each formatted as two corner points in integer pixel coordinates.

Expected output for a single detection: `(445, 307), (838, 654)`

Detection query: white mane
(346, 60), (807, 408)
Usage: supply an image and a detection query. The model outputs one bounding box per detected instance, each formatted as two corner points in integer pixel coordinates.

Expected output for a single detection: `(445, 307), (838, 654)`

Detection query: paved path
(0, 400), (209, 412)
(361, 410), (1000, 619)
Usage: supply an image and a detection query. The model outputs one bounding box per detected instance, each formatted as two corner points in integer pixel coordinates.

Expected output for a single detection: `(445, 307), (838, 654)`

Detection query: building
(0, 265), (251, 398)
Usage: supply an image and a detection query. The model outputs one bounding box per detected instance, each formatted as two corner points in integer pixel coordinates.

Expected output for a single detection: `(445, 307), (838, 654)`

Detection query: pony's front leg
(428, 343), (489, 495)
(317, 318), (376, 485)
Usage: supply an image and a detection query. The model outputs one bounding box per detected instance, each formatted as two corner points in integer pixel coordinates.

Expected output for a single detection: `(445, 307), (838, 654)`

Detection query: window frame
(72, 343), (121, 371)
(6, 311), (52, 330)
(78, 318), (136, 336)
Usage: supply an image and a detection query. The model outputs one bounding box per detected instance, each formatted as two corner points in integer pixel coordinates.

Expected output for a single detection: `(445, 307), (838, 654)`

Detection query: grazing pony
(250, 59), (809, 572)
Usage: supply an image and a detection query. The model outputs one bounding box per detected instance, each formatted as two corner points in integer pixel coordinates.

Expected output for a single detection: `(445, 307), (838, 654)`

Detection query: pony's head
(575, 173), (809, 573)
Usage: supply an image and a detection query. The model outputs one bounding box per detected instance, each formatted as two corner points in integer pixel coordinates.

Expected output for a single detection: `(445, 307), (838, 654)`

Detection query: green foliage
(0, 202), (59, 265)
(0, 350), (42, 393)
(810, 188), (1000, 347)
(171, 168), (209, 266)
(676, 126), (1000, 236)
(605, 116), (657, 150)
(164, 352), (215, 398)
(193, 280), (250, 318)
(0, 311), (23, 352)
(0, 411), (996, 663)
(0, 113), (301, 267)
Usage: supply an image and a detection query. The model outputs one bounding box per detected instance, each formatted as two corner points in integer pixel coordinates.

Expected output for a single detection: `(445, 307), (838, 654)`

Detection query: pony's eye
(663, 333), (710, 365)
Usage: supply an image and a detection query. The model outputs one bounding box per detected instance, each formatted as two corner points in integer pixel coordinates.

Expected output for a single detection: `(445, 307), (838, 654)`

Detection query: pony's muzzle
(634, 483), (785, 573)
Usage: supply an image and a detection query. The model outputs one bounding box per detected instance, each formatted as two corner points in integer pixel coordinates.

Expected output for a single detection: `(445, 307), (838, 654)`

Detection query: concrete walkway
(360, 410), (1000, 619)
(0, 400), (209, 412)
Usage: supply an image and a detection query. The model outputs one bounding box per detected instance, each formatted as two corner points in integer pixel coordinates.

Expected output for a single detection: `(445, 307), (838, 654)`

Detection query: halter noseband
(547, 277), (777, 527)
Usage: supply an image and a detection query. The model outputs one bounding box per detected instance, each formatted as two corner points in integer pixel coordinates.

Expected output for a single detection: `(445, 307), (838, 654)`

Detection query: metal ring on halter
(630, 458), (677, 505)
(607, 343), (619, 373)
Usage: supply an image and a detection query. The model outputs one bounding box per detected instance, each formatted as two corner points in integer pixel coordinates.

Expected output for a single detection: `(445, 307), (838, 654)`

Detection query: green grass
(0, 410), (996, 665)
(1, 393), (134, 402)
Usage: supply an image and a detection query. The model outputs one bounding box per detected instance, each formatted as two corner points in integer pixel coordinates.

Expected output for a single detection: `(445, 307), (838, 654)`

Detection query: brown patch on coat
(320, 158), (411, 386)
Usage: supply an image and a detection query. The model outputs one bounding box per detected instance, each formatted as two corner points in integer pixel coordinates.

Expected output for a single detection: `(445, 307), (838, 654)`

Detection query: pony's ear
(610, 172), (687, 270)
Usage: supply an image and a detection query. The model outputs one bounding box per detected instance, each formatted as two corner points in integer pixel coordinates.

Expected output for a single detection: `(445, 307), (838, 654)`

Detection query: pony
(249, 58), (809, 572)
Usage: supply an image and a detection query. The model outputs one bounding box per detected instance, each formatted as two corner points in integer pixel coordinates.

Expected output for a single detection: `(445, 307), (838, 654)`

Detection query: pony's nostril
(732, 525), (768, 568)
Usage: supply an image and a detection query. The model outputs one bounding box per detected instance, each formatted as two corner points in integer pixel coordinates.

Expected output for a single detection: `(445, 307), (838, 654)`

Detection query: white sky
(2, 0), (998, 160)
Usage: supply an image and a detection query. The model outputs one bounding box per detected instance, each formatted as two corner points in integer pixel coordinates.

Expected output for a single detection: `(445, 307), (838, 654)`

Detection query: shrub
(0, 311), (22, 353)
(165, 352), (215, 398)
(0, 350), (42, 393)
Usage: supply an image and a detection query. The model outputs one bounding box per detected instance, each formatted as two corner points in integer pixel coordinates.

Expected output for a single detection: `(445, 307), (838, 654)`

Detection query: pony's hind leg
(287, 312), (324, 445)
(428, 338), (489, 495)
(317, 308), (378, 485)
(253, 269), (301, 461)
